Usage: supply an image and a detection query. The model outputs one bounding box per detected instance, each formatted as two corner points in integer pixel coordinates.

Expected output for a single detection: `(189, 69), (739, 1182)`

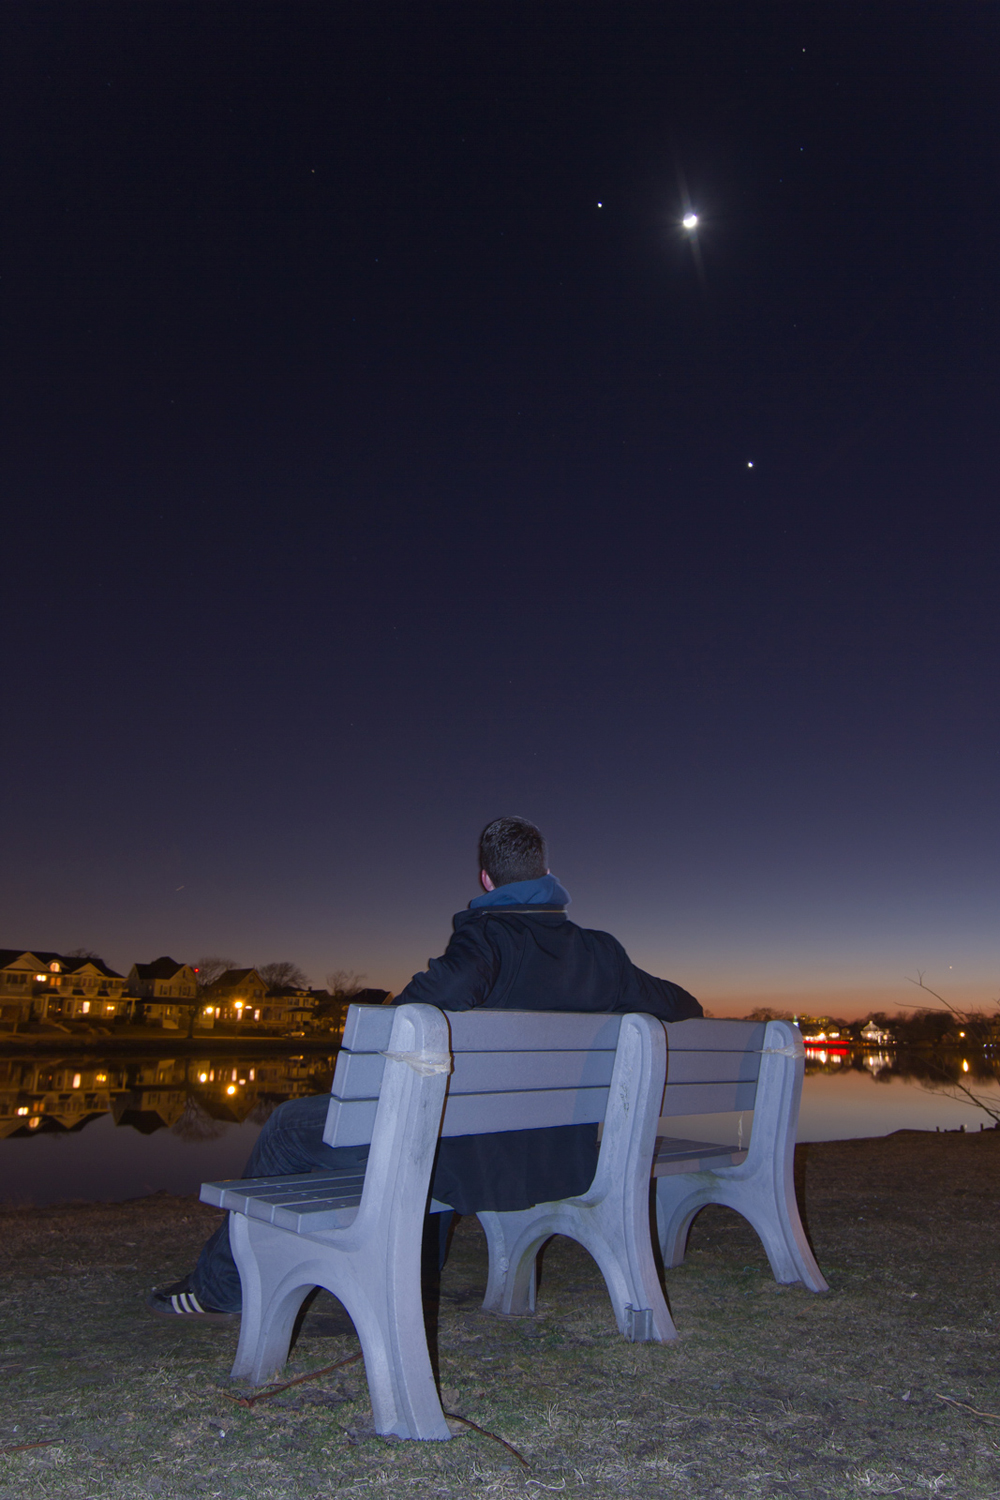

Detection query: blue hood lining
(468, 873), (571, 910)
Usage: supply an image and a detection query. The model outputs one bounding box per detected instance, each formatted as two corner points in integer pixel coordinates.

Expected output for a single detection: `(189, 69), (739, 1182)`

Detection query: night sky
(3, 5), (997, 1017)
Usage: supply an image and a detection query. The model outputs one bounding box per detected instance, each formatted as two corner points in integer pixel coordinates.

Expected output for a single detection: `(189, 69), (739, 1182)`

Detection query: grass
(2, 1129), (1000, 1499)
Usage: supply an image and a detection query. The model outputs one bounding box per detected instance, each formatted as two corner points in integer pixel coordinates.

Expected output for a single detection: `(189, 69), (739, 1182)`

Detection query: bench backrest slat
(663, 1018), (766, 1053)
(341, 1005), (625, 1054)
(328, 1083), (613, 1148)
(658, 1079), (759, 1117)
(332, 1046), (618, 1100)
(662, 1049), (763, 1086)
(323, 1007), (770, 1151)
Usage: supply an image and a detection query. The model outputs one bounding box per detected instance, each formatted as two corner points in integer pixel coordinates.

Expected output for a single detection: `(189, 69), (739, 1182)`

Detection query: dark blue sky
(3, 4), (997, 1015)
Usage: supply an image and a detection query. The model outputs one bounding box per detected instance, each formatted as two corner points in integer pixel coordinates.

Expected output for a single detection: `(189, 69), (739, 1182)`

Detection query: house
(128, 957), (199, 1029)
(0, 951), (42, 1027)
(260, 985), (317, 1027)
(861, 1019), (894, 1046)
(201, 968), (267, 1023)
(55, 958), (129, 1021)
(0, 950), (127, 1026)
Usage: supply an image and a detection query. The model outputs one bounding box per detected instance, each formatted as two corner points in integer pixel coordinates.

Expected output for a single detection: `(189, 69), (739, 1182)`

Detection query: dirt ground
(2, 1128), (999, 1500)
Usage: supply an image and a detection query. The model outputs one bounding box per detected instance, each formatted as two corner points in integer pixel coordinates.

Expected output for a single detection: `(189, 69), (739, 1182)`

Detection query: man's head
(478, 816), (548, 890)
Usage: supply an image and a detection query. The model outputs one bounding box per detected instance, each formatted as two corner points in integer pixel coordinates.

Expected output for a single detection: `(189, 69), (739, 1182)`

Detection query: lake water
(1, 1045), (997, 1206)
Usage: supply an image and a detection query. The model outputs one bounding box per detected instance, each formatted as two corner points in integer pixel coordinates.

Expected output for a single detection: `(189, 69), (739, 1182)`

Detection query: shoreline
(0, 1032), (343, 1056)
(1, 1127), (995, 1214)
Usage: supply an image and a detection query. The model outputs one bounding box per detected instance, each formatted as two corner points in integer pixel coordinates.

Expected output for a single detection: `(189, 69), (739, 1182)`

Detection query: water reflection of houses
(862, 1050), (896, 1077)
(0, 1056), (129, 1137)
(0, 1053), (337, 1138)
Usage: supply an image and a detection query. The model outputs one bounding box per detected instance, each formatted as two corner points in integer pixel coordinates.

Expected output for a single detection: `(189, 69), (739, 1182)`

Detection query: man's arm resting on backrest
(625, 965), (703, 1021)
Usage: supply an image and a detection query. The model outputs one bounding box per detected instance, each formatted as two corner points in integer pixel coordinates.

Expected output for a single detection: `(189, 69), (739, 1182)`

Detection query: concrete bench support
(654, 1018), (828, 1292)
(219, 1003), (452, 1439)
(477, 1009), (676, 1341)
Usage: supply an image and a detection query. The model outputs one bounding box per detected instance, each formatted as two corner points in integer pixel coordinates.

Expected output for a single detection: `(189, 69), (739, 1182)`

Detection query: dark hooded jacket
(393, 876), (702, 1213)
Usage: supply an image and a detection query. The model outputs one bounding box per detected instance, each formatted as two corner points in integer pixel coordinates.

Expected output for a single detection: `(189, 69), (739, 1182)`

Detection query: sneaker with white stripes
(145, 1277), (237, 1323)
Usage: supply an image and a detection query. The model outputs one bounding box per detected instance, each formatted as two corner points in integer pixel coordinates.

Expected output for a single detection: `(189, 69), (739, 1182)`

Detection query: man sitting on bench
(147, 815), (701, 1320)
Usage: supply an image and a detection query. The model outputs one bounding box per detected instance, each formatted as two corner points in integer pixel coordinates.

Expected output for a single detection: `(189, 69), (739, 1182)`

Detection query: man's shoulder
(567, 921), (629, 954)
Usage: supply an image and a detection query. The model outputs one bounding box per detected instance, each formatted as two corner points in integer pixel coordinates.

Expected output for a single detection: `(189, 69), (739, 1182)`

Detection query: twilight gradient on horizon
(1, 4), (997, 1015)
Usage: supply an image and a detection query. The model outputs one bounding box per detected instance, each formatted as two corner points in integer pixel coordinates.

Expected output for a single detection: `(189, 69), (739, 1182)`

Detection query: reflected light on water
(804, 1048), (843, 1066)
(2, 1043), (998, 1204)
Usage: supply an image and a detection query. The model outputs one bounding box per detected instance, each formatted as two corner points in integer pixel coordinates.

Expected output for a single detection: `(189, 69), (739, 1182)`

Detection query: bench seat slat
(272, 1203), (362, 1233)
(653, 1136), (749, 1175)
(231, 1176), (365, 1201)
(201, 1170), (365, 1212)
(244, 1180), (365, 1209)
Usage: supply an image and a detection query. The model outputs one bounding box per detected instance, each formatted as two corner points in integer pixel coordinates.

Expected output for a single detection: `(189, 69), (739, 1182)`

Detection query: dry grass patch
(2, 1131), (999, 1498)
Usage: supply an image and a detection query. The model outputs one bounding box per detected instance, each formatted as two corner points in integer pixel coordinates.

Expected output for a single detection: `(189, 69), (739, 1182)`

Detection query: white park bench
(201, 1005), (825, 1441)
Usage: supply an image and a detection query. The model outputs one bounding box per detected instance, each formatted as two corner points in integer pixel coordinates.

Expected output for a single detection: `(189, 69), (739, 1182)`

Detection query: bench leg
(228, 1215), (451, 1440)
(655, 1173), (829, 1293)
(478, 1204), (677, 1342)
(229, 1213), (312, 1384)
(478, 1210), (539, 1316)
(653, 1179), (702, 1270)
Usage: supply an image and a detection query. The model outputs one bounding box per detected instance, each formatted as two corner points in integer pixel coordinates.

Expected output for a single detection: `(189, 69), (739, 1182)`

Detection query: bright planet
(682, 211), (698, 229)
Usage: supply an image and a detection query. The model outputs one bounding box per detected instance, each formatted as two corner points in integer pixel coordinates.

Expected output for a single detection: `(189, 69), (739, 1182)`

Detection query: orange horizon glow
(698, 981), (998, 1022)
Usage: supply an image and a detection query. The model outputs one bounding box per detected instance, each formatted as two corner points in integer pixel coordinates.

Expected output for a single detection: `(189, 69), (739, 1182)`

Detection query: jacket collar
(467, 874), (571, 911)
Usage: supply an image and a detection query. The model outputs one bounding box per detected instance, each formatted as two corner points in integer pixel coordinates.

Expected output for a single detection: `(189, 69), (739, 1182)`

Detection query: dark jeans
(191, 1093), (452, 1312)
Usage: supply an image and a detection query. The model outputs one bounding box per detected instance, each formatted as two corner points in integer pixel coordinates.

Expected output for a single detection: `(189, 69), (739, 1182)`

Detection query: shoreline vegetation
(2, 1129), (999, 1498)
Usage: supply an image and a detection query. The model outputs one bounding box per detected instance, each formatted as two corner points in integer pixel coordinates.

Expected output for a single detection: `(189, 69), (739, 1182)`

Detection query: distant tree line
(746, 992), (999, 1047)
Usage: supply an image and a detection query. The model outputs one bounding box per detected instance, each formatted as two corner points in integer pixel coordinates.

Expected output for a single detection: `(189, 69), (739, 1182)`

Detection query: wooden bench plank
(653, 1136), (749, 1174)
(663, 1019), (766, 1051)
(658, 1079), (758, 1116)
(333, 1044), (761, 1104)
(325, 1083), (613, 1148)
(333, 1047), (619, 1099)
(663, 1049), (762, 1085)
(342, 1005), (624, 1054)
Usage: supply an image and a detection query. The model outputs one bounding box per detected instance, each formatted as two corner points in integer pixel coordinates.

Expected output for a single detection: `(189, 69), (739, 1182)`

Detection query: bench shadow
(793, 1141), (823, 1261)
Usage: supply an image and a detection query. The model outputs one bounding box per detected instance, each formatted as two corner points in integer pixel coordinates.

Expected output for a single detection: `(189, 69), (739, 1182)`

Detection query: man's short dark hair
(479, 816), (548, 887)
